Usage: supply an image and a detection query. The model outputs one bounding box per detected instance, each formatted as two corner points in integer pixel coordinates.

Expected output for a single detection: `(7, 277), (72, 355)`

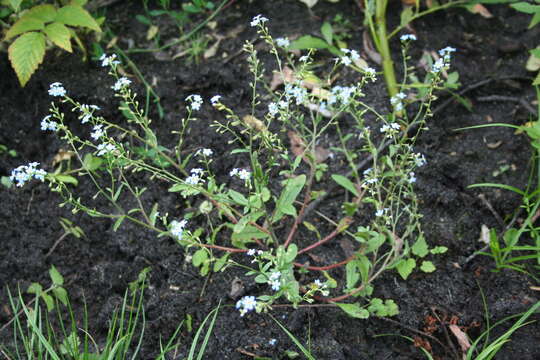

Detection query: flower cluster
(339, 48), (360, 66)
(40, 115), (58, 132)
(48, 82), (66, 97)
(10, 162), (46, 187)
(91, 124), (105, 140)
(432, 46), (456, 73)
(390, 92), (406, 112)
(413, 153), (427, 167)
(236, 295), (258, 316)
(400, 34), (417, 42)
(79, 104), (100, 124)
(284, 83), (308, 105)
(250, 14), (268, 27)
(186, 94), (203, 111)
(329, 85), (356, 106)
(112, 77), (131, 91)
(210, 95), (221, 106)
(196, 148), (213, 157)
(380, 122), (400, 137)
(268, 271), (281, 291)
(230, 168), (251, 181)
(185, 168), (204, 185)
(275, 37), (290, 47)
(363, 167), (377, 186)
(170, 219), (188, 240)
(99, 53), (120, 67)
(96, 143), (116, 156)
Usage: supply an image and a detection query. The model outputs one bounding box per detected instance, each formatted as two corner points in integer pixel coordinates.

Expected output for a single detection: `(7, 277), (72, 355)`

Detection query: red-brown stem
(294, 254), (356, 271)
(283, 165), (316, 248)
(297, 217), (352, 255)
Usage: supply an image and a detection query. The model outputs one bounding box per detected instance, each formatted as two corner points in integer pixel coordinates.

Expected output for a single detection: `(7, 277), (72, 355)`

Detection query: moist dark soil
(1, 1), (540, 359)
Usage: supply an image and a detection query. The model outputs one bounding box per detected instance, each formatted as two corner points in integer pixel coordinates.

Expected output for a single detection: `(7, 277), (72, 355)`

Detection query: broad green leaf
(83, 153), (103, 171)
(420, 261), (436, 273)
(411, 235), (429, 258)
(274, 175), (306, 221)
(25, 4), (57, 22)
(49, 265), (64, 285)
(42, 293), (55, 312)
(289, 35), (329, 50)
(400, 6), (414, 27)
(320, 22), (333, 45)
(192, 249), (208, 267)
(430, 246), (448, 254)
(335, 303), (370, 319)
(530, 11), (540, 28)
(331, 174), (359, 197)
(396, 258), (416, 280)
(228, 189), (248, 206)
(284, 244), (298, 264)
(231, 225), (269, 244)
(27, 282), (43, 295)
(43, 22), (72, 52)
(8, 31), (46, 86)
(52, 287), (68, 306)
(55, 5), (101, 32)
(4, 17), (44, 40)
(346, 261), (359, 289)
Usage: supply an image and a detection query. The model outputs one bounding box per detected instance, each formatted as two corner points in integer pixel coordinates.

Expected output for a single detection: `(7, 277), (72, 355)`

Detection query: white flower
(400, 34), (417, 41)
(408, 172), (417, 184)
(375, 208), (389, 217)
(431, 58), (446, 73)
(247, 249), (256, 256)
(439, 46), (456, 56)
(413, 153), (427, 167)
(350, 50), (360, 61)
(340, 56), (352, 66)
(270, 279), (281, 291)
(230, 168), (251, 181)
(314, 279), (326, 288)
(96, 143), (116, 156)
(269, 339), (277, 346)
(91, 125), (104, 140)
(236, 296), (257, 316)
(112, 77), (131, 91)
(48, 82), (66, 97)
(210, 95), (221, 105)
(268, 102), (279, 117)
(250, 14), (268, 27)
(170, 219), (188, 240)
(299, 55), (309, 62)
(276, 37), (290, 47)
(269, 271), (281, 281)
(285, 83), (307, 105)
(99, 53), (120, 67)
(186, 94), (203, 111)
(364, 67), (376, 76)
(10, 162), (47, 187)
(197, 148), (213, 157)
(40, 115), (58, 132)
(80, 104), (99, 124)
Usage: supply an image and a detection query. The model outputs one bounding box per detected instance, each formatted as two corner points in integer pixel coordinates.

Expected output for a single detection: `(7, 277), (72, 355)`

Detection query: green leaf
(49, 265), (64, 286)
(396, 258), (416, 280)
(52, 287), (68, 306)
(331, 174), (359, 197)
(42, 293), (55, 312)
(228, 189), (248, 206)
(289, 35), (329, 50)
(284, 244), (298, 264)
(192, 249), (208, 267)
(83, 153), (103, 171)
(25, 4), (57, 22)
(411, 235), (429, 258)
(530, 11), (540, 28)
(335, 303), (370, 319)
(27, 282), (43, 295)
(510, 2), (540, 14)
(8, 31), (46, 86)
(420, 261), (436, 273)
(400, 6), (414, 27)
(8, 0), (23, 12)
(112, 215), (125, 232)
(274, 175), (306, 221)
(4, 17), (44, 40)
(320, 21), (333, 45)
(430, 246), (448, 254)
(43, 22), (72, 52)
(346, 261), (359, 289)
(54, 174), (78, 186)
(55, 5), (101, 32)
(213, 253), (229, 272)
(533, 72), (540, 86)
